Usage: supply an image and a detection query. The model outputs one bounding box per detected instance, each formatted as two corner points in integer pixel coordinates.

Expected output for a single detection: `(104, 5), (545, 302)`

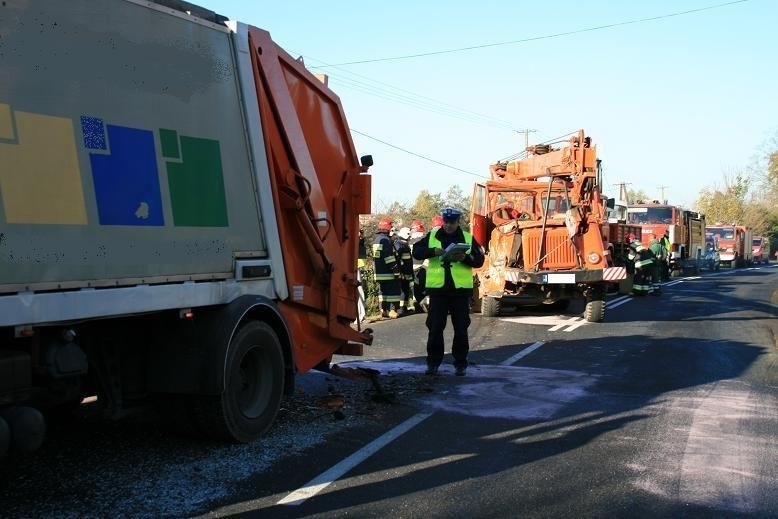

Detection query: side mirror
(605, 198), (615, 209)
(360, 155), (374, 168)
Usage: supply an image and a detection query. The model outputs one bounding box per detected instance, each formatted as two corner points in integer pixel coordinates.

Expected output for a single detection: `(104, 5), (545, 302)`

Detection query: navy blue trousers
(425, 294), (471, 368)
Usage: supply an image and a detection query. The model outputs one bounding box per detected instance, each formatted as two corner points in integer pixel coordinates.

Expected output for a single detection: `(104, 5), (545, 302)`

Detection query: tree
(408, 190), (443, 224)
(626, 188), (649, 204)
(442, 185), (472, 228)
(694, 171), (750, 226)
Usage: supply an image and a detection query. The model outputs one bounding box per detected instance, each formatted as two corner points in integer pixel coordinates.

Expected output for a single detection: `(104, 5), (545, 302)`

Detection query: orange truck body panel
(248, 28), (371, 371)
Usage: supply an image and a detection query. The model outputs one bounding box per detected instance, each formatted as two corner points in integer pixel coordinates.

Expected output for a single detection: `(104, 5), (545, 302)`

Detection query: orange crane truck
(470, 130), (626, 322)
(0, 0), (372, 455)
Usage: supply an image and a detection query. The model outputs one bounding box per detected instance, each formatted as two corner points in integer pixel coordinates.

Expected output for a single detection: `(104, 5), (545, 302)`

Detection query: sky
(194, 0), (778, 212)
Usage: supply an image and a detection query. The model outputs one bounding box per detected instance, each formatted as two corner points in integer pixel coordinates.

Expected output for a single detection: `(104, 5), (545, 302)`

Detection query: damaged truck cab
(471, 131), (625, 322)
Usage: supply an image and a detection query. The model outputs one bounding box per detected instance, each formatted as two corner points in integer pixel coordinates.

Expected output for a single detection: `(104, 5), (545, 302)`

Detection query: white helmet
(397, 227), (411, 240)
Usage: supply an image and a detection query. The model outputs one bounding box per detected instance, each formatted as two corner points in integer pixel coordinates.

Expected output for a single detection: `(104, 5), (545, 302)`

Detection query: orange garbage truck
(0, 0), (372, 455)
(470, 130), (626, 322)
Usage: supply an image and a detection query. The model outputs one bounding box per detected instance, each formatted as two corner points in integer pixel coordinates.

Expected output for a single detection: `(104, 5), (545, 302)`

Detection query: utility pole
(517, 128), (537, 151)
(658, 185), (669, 203)
(614, 182), (631, 202)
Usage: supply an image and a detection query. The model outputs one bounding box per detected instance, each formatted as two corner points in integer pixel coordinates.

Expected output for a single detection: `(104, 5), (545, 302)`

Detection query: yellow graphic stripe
(0, 107), (87, 224)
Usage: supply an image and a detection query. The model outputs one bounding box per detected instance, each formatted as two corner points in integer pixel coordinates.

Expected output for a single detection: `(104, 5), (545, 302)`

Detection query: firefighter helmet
(410, 219), (425, 233)
(625, 232), (637, 244)
(377, 217), (394, 231)
(431, 215), (444, 227)
(397, 227), (411, 240)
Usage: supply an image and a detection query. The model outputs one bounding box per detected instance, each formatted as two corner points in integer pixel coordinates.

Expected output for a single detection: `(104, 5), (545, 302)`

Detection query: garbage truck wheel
(0, 416), (10, 458)
(193, 321), (284, 443)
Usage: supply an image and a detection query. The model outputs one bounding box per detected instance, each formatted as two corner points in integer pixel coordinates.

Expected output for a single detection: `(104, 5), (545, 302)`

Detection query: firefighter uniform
(648, 238), (665, 295)
(660, 232), (672, 279)
(412, 208), (484, 375)
(394, 228), (415, 314)
(373, 222), (401, 318)
(627, 240), (654, 296)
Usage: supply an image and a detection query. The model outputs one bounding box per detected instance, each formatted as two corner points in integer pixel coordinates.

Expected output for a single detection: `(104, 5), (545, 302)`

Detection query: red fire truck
(627, 202), (705, 275)
(706, 225), (753, 268)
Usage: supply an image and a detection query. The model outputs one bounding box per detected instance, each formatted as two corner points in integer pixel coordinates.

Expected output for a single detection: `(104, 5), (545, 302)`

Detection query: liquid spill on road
(341, 360), (596, 420)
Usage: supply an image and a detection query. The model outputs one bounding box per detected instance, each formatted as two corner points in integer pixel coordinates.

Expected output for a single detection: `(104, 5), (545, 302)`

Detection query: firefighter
(394, 227), (415, 314)
(625, 233), (654, 296)
(413, 207), (484, 376)
(647, 237), (665, 295)
(660, 230), (672, 279)
(409, 220), (428, 311)
(373, 217), (401, 318)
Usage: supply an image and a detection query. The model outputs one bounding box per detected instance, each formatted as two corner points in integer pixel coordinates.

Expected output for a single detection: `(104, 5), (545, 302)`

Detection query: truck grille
(522, 229), (577, 270)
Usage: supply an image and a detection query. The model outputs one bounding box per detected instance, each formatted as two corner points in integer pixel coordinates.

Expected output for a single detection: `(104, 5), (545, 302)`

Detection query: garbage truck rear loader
(0, 0), (372, 454)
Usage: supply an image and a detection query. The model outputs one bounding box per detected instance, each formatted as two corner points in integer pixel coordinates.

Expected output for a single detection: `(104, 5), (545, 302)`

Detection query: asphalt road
(2, 264), (777, 518)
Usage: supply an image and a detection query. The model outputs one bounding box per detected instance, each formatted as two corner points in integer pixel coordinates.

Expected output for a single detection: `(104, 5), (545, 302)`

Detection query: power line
(297, 54), (519, 131)
(351, 129), (487, 179)
(322, 0), (749, 66)
(498, 130), (579, 162)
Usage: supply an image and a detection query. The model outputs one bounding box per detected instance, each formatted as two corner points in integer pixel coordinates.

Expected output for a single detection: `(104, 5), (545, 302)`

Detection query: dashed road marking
(501, 341), (545, 365)
(548, 316), (582, 332)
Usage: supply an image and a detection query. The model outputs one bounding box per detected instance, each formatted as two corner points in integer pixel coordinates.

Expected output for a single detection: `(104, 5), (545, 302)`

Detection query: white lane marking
(277, 411), (434, 506)
(606, 295), (631, 307)
(608, 298), (633, 310)
(502, 315), (577, 327)
(548, 316), (581, 332)
(280, 339), (548, 506)
(564, 319), (589, 332)
(501, 341), (545, 366)
(665, 280), (684, 287)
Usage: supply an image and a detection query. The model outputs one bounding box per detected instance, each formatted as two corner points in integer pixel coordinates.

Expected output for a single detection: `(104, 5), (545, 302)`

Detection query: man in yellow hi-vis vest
(412, 208), (484, 376)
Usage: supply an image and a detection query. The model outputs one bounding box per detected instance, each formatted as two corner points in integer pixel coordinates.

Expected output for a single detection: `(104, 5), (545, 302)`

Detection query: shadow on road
(251, 333), (766, 518)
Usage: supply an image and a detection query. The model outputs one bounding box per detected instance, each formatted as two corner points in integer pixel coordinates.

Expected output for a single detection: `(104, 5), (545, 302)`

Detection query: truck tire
(0, 416), (10, 458)
(0, 406), (46, 453)
(584, 288), (605, 323)
(192, 321), (284, 443)
(481, 296), (501, 317)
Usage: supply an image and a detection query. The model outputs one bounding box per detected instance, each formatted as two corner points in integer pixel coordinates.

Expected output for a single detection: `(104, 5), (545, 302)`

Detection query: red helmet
(625, 232), (637, 243)
(410, 219), (425, 233)
(431, 215), (444, 227)
(377, 217), (394, 231)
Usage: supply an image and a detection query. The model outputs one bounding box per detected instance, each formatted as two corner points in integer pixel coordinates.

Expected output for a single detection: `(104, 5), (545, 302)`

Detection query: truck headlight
(587, 252), (600, 264)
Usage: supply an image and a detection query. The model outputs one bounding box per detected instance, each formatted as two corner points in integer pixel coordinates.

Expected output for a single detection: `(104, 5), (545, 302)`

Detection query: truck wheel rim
(236, 346), (273, 419)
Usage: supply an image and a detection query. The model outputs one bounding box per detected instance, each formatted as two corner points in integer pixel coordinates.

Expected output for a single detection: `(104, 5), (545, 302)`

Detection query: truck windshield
(753, 239), (761, 246)
(627, 207), (672, 224)
(708, 227), (734, 239)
